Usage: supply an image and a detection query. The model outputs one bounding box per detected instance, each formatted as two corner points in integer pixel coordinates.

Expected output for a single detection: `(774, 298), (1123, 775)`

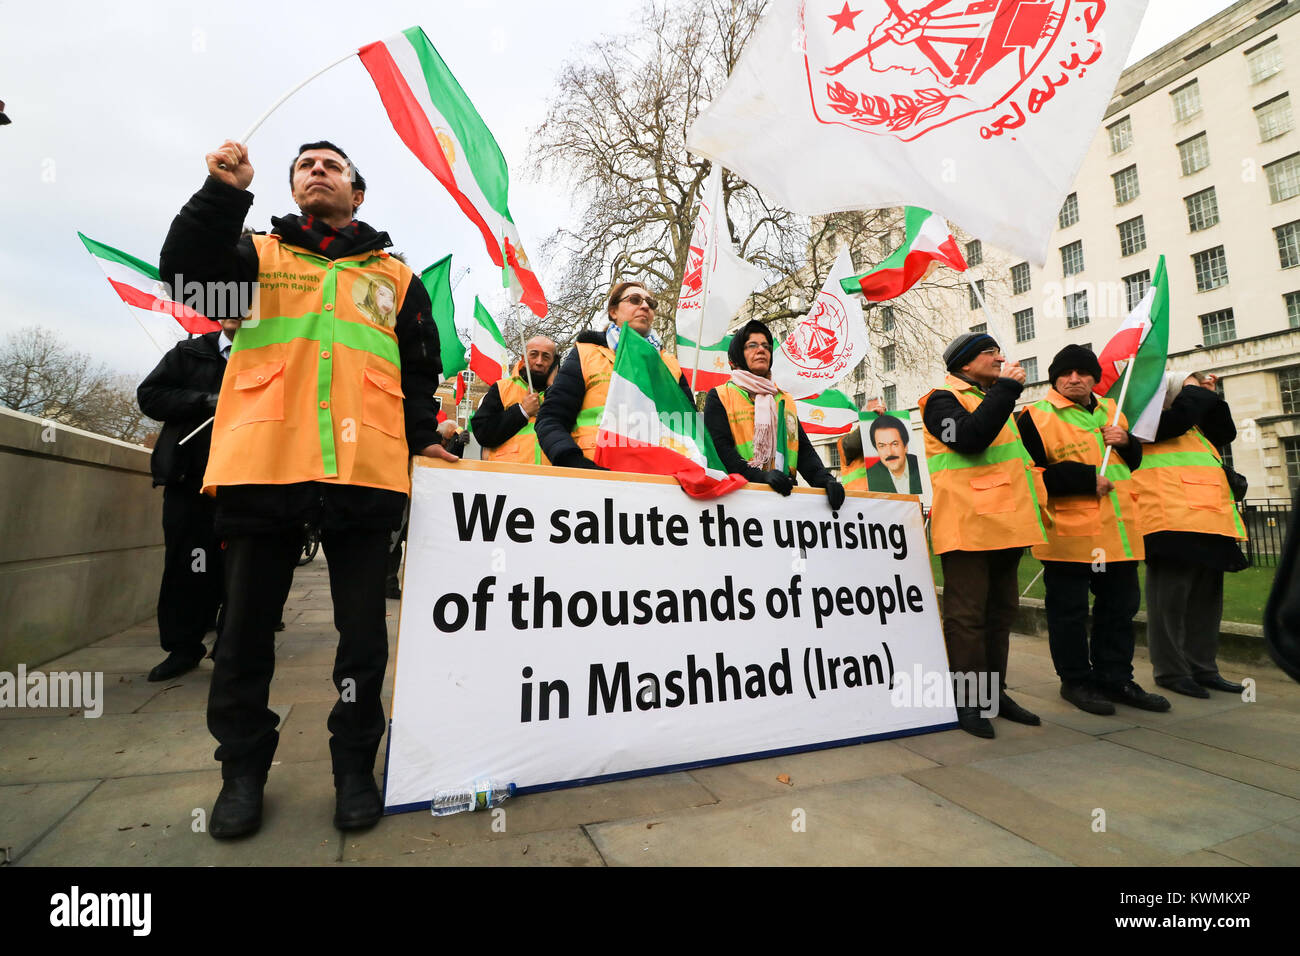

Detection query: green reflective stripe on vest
(1140, 450), (1223, 469)
(316, 266), (338, 477)
(927, 441), (1032, 473)
(576, 406), (603, 427)
(232, 312), (400, 366)
(842, 465), (867, 485)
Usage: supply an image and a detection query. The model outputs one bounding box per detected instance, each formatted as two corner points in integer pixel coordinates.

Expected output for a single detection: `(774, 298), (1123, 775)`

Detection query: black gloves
(571, 457), (609, 471)
(824, 479), (845, 511)
(764, 469), (794, 496)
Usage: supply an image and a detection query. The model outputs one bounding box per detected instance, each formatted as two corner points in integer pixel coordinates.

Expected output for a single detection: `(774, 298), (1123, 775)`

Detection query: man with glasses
(473, 335), (558, 465)
(917, 332), (1047, 738)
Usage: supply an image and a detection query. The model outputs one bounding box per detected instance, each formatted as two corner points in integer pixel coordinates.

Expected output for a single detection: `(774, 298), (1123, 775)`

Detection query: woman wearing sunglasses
(536, 281), (696, 469)
(702, 319), (845, 511)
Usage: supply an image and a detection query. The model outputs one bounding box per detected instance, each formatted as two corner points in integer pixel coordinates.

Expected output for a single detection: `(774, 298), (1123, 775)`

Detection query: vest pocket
(1181, 472), (1225, 512)
(969, 473), (1015, 515)
(361, 368), (404, 439)
(230, 360), (286, 429)
(1052, 496), (1102, 537)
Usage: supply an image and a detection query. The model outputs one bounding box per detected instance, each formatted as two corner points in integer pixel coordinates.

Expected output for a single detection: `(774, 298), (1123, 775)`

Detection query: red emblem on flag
(785, 294), (851, 372)
(802, 0), (1075, 141)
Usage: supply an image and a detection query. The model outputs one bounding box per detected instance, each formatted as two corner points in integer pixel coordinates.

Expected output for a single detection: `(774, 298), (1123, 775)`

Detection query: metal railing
(1241, 498), (1293, 568)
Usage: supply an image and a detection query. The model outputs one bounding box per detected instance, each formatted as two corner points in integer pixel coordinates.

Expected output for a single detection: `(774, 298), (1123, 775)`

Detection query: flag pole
(235, 51), (357, 144)
(518, 322), (534, 394)
(1098, 354), (1137, 475)
(178, 416), (214, 446)
(689, 171), (717, 395)
(967, 277), (1016, 365)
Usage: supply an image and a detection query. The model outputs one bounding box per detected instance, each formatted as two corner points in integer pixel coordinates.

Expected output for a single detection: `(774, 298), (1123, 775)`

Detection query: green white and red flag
(469, 298), (510, 385)
(595, 327), (747, 499)
(437, 372), (466, 425)
(675, 333), (733, 392)
(1096, 255), (1170, 442)
(795, 389), (859, 436)
(419, 255), (468, 381)
(840, 207), (966, 301)
(358, 27), (547, 318)
(78, 232), (218, 335)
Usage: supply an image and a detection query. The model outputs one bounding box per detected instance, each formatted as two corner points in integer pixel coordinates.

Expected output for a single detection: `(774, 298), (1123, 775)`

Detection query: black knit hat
(728, 319), (774, 370)
(943, 332), (998, 372)
(1048, 344), (1102, 385)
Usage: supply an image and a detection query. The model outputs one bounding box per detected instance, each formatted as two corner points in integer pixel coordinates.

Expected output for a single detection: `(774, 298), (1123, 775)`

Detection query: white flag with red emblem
(676, 164), (765, 348)
(772, 247), (869, 398)
(687, 0), (1149, 266)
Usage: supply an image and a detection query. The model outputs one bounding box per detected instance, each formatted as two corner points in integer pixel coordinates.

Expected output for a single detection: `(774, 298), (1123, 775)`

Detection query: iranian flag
(469, 298), (510, 385)
(358, 27), (547, 317)
(796, 390), (860, 436)
(675, 333), (733, 392)
(1096, 256), (1170, 442)
(594, 327), (747, 499)
(840, 208), (966, 301)
(419, 255), (468, 380)
(79, 233), (218, 334)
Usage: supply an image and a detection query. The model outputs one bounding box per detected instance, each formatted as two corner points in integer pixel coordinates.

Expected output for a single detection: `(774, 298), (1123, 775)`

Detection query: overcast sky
(0, 0), (1243, 379)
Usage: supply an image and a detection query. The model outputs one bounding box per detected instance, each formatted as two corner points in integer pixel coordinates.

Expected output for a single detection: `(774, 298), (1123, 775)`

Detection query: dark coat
(471, 365), (550, 450)
(1016, 391), (1142, 496)
(137, 331), (227, 490)
(702, 386), (833, 487)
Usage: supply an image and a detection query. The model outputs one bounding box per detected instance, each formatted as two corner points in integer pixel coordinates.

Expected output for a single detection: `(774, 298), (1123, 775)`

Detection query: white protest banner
(384, 459), (956, 813)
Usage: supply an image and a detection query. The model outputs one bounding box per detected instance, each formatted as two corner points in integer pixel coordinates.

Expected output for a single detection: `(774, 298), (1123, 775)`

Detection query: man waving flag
(1096, 256), (1170, 442)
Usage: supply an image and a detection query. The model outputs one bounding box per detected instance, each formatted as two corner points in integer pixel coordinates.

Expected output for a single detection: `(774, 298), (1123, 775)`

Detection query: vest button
(320, 400), (330, 409)
(321, 350), (331, 359)
(324, 303), (334, 311)
(256, 375), (265, 383)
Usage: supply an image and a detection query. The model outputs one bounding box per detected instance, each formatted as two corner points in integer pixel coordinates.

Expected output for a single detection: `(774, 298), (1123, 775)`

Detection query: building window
(1256, 93), (1295, 141)
(1112, 165), (1140, 204)
(1192, 246), (1229, 291)
(1247, 36), (1283, 84)
(882, 344), (896, 372)
(1178, 132), (1210, 175)
(965, 239), (983, 265)
(854, 391), (865, 408)
(1266, 153), (1300, 202)
(1287, 291), (1300, 327)
(1060, 240), (1084, 276)
(1199, 308), (1237, 346)
(1108, 116), (1133, 153)
(1171, 80), (1202, 122)
(1021, 357), (1039, 382)
(1058, 192), (1079, 229)
(970, 323), (988, 335)
(1281, 366), (1300, 414)
(1118, 216), (1147, 257)
(968, 279), (985, 310)
(1277, 220), (1300, 267)
(882, 384), (897, 409)
(1285, 437), (1300, 496)
(1185, 187), (1220, 231)
(829, 444), (841, 468)
(1065, 290), (1089, 329)
(1220, 441), (1235, 471)
(1014, 307), (1035, 342)
(1011, 262), (1031, 295)
(880, 305), (895, 331)
(1124, 270), (1152, 311)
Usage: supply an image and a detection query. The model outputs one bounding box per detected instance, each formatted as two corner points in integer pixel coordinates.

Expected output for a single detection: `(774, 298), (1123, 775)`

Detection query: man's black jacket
(702, 386), (833, 487)
(1016, 392), (1143, 496)
(471, 364), (550, 450)
(137, 331), (226, 490)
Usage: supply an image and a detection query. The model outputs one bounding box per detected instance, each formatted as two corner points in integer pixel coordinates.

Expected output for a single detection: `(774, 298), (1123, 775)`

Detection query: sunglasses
(619, 292), (658, 310)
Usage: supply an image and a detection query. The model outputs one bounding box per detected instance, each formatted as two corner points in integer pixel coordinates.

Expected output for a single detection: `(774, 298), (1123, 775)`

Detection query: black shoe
(334, 773), (383, 830)
(998, 692), (1041, 725)
(385, 578), (402, 600)
(210, 776), (265, 839)
(955, 706), (995, 739)
(1060, 681), (1116, 715)
(147, 651), (203, 683)
(275, 620), (286, 632)
(1099, 680), (1171, 712)
(1196, 675), (1246, 694)
(1156, 676), (1210, 699)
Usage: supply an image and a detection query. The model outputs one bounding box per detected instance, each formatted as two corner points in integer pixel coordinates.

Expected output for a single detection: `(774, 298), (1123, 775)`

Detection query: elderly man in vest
(1135, 372), (1248, 698)
(536, 281), (693, 467)
(472, 335), (557, 465)
(1017, 345), (1168, 715)
(160, 139), (456, 839)
(919, 332), (1047, 738)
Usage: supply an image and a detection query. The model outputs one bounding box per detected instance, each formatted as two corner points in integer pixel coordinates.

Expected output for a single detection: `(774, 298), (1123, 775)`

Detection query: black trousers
(207, 527), (390, 780)
(1042, 559), (1140, 687)
(157, 486), (223, 658)
(939, 548), (1023, 691)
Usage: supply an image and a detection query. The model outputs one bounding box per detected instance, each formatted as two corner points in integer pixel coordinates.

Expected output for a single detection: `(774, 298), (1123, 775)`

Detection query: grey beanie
(943, 332), (999, 372)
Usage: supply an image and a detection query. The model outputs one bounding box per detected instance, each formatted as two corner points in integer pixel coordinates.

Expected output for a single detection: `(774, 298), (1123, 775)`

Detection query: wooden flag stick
(1098, 354), (1136, 475)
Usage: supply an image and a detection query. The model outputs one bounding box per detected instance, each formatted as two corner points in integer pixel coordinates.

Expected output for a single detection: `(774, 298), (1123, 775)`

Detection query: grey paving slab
(1154, 706), (1300, 770)
(1103, 727), (1300, 799)
(586, 774), (1069, 866)
(91, 626), (174, 648)
(686, 740), (937, 802)
(274, 638), (346, 669)
(1159, 850), (1248, 867)
(40, 644), (194, 675)
(350, 772), (717, 862)
(1009, 682), (1141, 735)
(19, 761), (341, 866)
(1207, 821), (1300, 866)
(0, 779), (101, 862)
(341, 827), (603, 866)
(289, 609), (340, 626)
(895, 717), (1094, 767)
(966, 739), (1300, 856)
(138, 666), (337, 712)
(0, 672), (172, 720)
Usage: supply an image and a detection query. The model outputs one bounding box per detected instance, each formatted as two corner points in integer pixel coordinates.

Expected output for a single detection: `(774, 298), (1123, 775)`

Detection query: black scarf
(270, 213), (392, 260)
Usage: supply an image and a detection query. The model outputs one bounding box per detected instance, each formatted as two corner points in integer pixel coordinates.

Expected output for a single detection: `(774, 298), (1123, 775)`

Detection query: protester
(535, 281), (692, 468)
(703, 319), (844, 510)
(472, 335), (557, 464)
(838, 398), (885, 492)
(437, 419), (468, 459)
(1134, 371), (1248, 697)
(161, 138), (456, 839)
(1018, 345), (1167, 715)
(137, 319), (239, 681)
(865, 414), (923, 494)
(918, 332), (1046, 738)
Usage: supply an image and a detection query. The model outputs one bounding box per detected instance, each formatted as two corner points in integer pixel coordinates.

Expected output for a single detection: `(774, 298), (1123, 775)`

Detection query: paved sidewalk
(3, 558), (1298, 866)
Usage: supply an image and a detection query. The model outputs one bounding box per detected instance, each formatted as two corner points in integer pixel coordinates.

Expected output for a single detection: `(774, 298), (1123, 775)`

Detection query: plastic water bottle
(431, 779), (517, 816)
